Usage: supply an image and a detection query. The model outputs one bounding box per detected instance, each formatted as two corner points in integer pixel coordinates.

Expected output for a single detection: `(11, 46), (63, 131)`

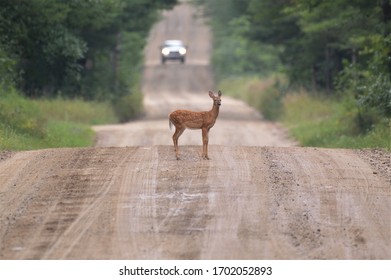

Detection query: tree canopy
(197, 0), (391, 118)
(0, 0), (177, 100)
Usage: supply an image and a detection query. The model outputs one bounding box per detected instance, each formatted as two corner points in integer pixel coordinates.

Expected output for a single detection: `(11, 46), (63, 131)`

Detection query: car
(160, 40), (187, 64)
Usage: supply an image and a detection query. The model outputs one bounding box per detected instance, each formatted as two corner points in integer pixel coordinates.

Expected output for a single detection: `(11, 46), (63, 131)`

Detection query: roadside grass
(282, 92), (390, 150)
(0, 88), (117, 151)
(219, 76), (390, 150)
(34, 98), (118, 125)
(219, 75), (287, 120)
(219, 75), (276, 109)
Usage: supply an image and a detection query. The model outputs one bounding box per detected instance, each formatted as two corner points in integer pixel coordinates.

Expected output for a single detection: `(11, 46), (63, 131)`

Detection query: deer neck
(210, 103), (220, 119)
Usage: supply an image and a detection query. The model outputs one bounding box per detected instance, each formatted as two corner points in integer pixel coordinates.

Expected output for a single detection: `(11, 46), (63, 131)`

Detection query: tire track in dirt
(199, 146), (299, 259)
(114, 146), (212, 259)
(150, 146), (211, 259)
(0, 150), (47, 257)
(0, 148), (129, 259)
(40, 149), (127, 259)
(201, 147), (256, 259)
(115, 147), (160, 259)
(262, 147), (391, 259)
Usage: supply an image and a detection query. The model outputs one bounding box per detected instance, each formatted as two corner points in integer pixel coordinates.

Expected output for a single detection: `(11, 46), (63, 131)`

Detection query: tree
(200, 0), (391, 129)
(196, 0), (282, 80)
(0, 0), (177, 100)
(0, 0), (87, 96)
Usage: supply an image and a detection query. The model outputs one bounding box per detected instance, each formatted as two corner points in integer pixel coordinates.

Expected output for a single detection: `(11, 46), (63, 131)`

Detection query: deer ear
(208, 91), (214, 98)
(218, 90), (222, 97)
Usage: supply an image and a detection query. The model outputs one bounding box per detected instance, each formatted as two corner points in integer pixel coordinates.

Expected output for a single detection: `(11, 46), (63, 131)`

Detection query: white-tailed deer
(169, 90), (222, 160)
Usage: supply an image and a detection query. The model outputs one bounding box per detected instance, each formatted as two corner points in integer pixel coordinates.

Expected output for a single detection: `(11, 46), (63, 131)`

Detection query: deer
(168, 90), (222, 160)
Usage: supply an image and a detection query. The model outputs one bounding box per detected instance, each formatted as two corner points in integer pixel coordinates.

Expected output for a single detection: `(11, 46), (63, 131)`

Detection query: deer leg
(172, 126), (185, 160)
(202, 128), (209, 160)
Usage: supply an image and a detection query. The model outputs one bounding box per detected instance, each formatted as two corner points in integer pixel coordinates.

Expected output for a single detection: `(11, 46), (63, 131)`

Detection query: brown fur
(168, 90), (222, 160)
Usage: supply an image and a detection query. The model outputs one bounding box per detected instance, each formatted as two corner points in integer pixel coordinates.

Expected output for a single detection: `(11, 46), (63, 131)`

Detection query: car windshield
(164, 40), (184, 47)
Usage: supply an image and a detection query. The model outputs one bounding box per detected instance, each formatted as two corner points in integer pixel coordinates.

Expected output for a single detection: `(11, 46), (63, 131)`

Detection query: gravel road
(0, 2), (390, 260)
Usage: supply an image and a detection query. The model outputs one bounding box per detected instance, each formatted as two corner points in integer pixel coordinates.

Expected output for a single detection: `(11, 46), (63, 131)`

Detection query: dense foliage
(0, 0), (177, 119)
(196, 0), (390, 132)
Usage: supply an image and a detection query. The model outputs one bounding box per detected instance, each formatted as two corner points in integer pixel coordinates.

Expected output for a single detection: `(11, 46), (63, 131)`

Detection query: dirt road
(0, 3), (390, 260)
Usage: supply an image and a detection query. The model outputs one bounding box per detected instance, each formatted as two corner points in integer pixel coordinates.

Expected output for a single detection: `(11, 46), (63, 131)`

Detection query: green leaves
(0, 0), (178, 105)
(203, 0), (390, 136)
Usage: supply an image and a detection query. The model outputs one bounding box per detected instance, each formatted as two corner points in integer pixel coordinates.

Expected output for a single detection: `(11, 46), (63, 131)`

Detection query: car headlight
(161, 48), (170, 56)
(179, 47), (187, 55)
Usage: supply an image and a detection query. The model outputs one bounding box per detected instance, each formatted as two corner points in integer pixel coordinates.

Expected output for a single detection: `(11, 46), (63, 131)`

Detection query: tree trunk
(112, 32), (121, 93)
(325, 46), (331, 93)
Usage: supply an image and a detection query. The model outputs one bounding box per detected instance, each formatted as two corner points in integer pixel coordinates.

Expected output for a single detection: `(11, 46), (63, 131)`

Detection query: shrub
(258, 86), (284, 121)
(0, 86), (117, 150)
(0, 90), (46, 138)
(112, 91), (143, 123)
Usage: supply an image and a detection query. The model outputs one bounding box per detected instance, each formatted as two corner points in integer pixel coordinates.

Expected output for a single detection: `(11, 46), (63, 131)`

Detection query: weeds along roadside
(219, 76), (390, 151)
(0, 88), (118, 151)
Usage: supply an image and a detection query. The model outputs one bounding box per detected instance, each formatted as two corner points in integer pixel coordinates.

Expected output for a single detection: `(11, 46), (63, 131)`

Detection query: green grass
(219, 75), (276, 107)
(282, 92), (390, 150)
(219, 76), (391, 150)
(0, 121), (94, 150)
(219, 75), (287, 120)
(0, 87), (117, 151)
(34, 98), (118, 125)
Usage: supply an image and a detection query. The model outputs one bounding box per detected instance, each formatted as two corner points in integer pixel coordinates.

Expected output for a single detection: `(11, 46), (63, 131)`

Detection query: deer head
(209, 90), (222, 107)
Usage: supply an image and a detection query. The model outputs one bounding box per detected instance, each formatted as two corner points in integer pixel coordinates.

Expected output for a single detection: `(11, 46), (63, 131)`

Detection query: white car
(160, 40), (187, 64)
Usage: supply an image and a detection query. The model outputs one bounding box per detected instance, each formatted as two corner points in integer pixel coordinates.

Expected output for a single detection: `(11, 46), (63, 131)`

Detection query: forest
(196, 0), (390, 148)
(0, 0), (177, 118)
(0, 0), (177, 150)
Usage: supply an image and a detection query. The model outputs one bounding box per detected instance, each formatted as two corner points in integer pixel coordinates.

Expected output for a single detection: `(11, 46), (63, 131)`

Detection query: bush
(112, 91), (143, 123)
(258, 86), (284, 121)
(282, 92), (391, 150)
(0, 90), (46, 138)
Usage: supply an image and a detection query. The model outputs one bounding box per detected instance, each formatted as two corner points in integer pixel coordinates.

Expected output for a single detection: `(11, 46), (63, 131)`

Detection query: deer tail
(169, 117), (172, 130)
